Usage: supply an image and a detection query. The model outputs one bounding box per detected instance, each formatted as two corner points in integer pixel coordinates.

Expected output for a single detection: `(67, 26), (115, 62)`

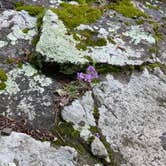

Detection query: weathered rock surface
(92, 69), (166, 165)
(0, 9), (37, 59)
(36, 8), (157, 66)
(91, 137), (108, 159)
(0, 63), (56, 129)
(0, 132), (77, 166)
(36, 10), (87, 64)
(62, 91), (96, 130)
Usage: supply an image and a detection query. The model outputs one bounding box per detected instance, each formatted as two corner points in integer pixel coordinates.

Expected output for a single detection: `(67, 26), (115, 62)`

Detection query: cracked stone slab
(92, 69), (166, 166)
(62, 91), (96, 130)
(0, 63), (56, 129)
(0, 132), (77, 166)
(36, 9), (157, 66)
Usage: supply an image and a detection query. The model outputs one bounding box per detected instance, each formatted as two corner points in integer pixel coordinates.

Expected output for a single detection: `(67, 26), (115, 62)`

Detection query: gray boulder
(93, 69), (166, 166)
(0, 63), (56, 129)
(0, 132), (77, 166)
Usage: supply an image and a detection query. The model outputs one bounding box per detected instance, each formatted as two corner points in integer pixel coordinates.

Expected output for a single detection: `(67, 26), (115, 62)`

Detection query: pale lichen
(0, 64), (52, 95)
(123, 25), (155, 45)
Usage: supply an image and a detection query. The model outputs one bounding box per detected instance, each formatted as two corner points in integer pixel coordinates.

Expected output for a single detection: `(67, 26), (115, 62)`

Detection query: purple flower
(77, 66), (99, 82)
(77, 72), (85, 81)
(95, 133), (101, 139)
(84, 73), (93, 82)
(87, 65), (98, 79)
(87, 66), (96, 73)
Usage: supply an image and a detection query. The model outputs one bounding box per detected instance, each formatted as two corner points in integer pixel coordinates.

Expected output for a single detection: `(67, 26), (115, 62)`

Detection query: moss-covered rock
(52, 3), (103, 30)
(109, 0), (148, 18)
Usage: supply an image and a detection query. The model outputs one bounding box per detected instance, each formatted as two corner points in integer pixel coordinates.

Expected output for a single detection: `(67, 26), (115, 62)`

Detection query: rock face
(1, 0), (166, 165)
(0, 63), (56, 129)
(36, 10), (87, 64)
(0, 10), (37, 58)
(93, 69), (166, 166)
(62, 91), (96, 129)
(0, 132), (77, 166)
(36, 8), (157, 66)
(91, 137), (108, 158)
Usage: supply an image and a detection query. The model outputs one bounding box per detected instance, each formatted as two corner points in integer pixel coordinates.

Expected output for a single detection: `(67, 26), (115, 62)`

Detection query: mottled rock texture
(0, 132), (77, 166)
(0, 63), (56, 129)
(93, 69), (166, 166)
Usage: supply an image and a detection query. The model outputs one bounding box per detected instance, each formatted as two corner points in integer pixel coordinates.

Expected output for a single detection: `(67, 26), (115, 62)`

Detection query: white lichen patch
(17, 97), (36, 121)
(0, 64), (52, 95)
(0, 41), (8, 48)
(0, 10), (37, 45)
(123, 25), (155, 45)
(36, 10), (156, 66)
(90, 38), (143, 66)
(36, 10), (87, 64)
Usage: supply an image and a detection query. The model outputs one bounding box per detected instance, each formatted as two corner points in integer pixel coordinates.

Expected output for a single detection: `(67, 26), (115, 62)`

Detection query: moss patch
(0, 69), (8, 90)
(16, 5), (44, 16)
(51, 3), (103, 30)
(52, 121), (86, 153)
(22, 28), (29, 33)
(0, 82), (6, 90)
(109, 0), (148, 18)
(145, 3), (160, 10)
(0, 69), (8, 82)
(75, 29), (107, 50)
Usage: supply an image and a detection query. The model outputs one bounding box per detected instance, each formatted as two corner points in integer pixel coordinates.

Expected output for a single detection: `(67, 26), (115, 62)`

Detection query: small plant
(77, 65), (99, 82)
(55, 80), (90, 107)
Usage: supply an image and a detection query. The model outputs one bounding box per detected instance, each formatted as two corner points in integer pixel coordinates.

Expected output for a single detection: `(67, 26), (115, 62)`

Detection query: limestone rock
(0, 132), (77, 166)
(62, 91), (96, 129)
(36, 8), (156, 66)
(91, 137), (108, 158)
(36, 10), (87, 64)
(93, 69), (166, 165)
(0, 64), (55, 129)
(0, 10), (37, 59)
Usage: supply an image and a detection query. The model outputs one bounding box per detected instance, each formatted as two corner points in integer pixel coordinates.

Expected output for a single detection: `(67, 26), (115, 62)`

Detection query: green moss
(16, 5), (44, 16)
(153, 22), (163, 42)
(149, 47), (159, 54)
(0, 69), (8, 82)
(136, 18), (145, 25)
(75, 29), (107, 50)
(93, 106), (100, 124)
(31, 35), (40, 46)
(109, 0), (148, 18)
(14, 1), (24, 8)
(107, 36), (116, 45)
(0, 69), (8, 91)
(90, 126), (98, 134)
(96, 64), (121, 74)
(0, 82), (6, 90)
(22, 28), (29, 33)
(145, 3), (160, 10)
(87, 136), (95, 144)
(52, 121), (86, 153)
(51, 3), (103, 30)
(17, 62), (23, 69)
(70, 0), (98, 4)
(124, 21), (131, 26)
(7, 58), (14, 64)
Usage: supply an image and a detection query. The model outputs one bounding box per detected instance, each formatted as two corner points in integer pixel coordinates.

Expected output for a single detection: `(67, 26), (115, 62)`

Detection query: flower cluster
(77, 66), (98, 82)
